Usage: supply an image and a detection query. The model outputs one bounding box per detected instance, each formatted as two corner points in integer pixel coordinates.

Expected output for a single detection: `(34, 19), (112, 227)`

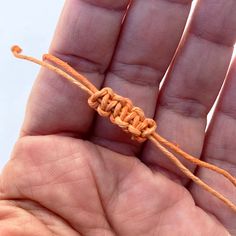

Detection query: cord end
(11, 45), (22, 55)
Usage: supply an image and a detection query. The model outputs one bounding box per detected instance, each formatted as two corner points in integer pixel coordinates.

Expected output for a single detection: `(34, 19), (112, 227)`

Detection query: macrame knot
(12, 46), (236, 212)
(88, 87), (157, 142)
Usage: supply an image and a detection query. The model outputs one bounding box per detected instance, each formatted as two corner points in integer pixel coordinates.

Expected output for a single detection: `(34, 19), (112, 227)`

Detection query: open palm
(1, 0), (236, 235)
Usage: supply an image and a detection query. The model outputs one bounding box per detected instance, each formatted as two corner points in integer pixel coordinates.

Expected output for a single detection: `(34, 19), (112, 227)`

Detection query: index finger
(21, 0), (130, 136)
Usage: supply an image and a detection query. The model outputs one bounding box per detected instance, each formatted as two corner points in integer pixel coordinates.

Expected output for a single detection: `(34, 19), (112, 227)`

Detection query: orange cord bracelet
(11, 45), (236, 213)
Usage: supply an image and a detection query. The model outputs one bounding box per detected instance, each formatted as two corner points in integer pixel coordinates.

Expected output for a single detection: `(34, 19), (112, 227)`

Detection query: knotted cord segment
(88, 87), (157, 142)
(11, 45), (236, 213)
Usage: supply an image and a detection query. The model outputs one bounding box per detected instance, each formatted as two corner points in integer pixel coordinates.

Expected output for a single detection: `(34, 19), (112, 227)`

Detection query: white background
(0, 1), (235, 170)
(0, 1), (64, 169)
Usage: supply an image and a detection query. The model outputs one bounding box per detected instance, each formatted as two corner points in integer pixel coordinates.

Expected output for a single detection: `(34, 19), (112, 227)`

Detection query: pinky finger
(191, 55), (236, 233)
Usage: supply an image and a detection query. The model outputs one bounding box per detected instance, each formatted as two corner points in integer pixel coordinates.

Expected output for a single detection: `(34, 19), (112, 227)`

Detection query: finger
(143, 0), (236, 183)
(90, 0), (193, 155)
(21, 0), (130, 136)
(190, 57), (236, 232)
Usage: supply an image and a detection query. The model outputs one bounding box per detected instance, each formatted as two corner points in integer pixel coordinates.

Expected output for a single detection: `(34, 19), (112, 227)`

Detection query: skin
(1, 0), (236, 235)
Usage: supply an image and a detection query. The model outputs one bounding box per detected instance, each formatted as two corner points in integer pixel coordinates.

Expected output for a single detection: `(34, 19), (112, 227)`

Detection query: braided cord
(11, 45), (236, 213)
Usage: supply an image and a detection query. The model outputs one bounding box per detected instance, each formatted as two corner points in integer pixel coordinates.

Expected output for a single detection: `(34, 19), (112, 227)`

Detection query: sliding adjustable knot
(12, 46), (236, 213)
(88, 87), (157, 142)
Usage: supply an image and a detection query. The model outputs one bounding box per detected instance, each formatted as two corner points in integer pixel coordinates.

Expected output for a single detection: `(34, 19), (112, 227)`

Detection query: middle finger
(91, 0), (193, 155)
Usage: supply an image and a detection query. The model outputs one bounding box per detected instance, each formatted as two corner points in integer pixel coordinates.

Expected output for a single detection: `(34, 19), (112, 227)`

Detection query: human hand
(1, 0), (236, 235)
